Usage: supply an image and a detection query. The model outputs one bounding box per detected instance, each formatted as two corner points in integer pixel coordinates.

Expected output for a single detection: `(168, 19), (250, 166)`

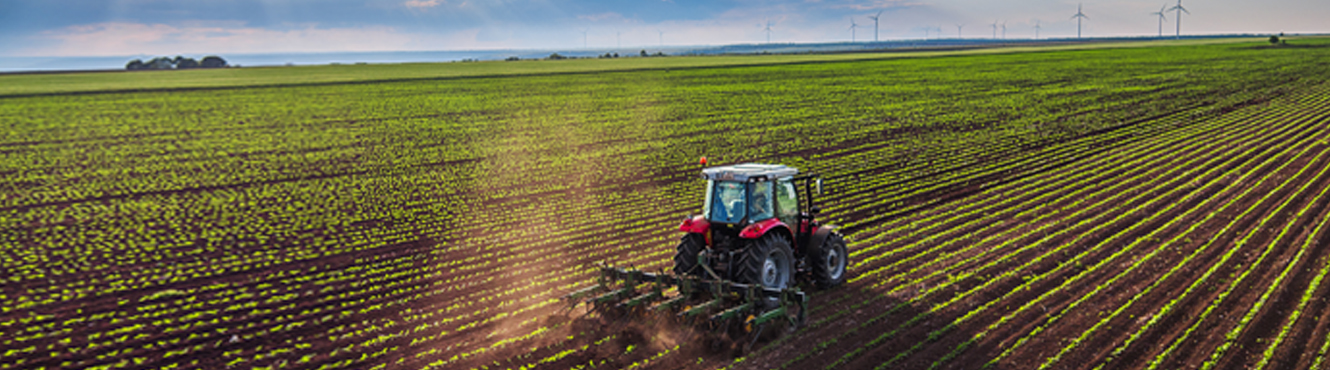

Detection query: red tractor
(563, 163), (848, 349)
(674, 163), (848, 290)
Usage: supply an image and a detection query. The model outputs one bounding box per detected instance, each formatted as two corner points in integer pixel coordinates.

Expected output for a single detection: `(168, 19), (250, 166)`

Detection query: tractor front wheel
(735, 234), (794, 290)
(811, 233), (848, 288)
(673, 233), (706, 277)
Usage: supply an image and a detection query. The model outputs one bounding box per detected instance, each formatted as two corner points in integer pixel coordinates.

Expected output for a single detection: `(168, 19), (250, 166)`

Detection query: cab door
(775, 178), (800, 230)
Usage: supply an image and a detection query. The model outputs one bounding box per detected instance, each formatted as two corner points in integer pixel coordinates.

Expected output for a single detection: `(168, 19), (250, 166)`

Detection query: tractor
(674, 163), (848, 290)
(563, 162), (848, 350)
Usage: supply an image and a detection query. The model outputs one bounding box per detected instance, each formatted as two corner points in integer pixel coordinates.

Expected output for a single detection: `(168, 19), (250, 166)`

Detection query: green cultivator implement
(564, 264), (807, 351)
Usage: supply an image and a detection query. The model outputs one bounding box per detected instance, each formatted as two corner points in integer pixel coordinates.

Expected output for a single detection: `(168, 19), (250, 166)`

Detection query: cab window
(776, 179), (798, 220)
(748, 181), (774, 221)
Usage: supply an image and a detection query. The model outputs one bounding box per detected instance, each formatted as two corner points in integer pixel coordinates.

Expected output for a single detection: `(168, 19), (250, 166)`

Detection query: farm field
(0, 37), (1256, 98)
(3, 37), (1330, 370)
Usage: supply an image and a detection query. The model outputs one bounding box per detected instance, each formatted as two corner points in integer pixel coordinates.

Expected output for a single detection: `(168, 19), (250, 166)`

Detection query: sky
(0, 0), (1324, 57)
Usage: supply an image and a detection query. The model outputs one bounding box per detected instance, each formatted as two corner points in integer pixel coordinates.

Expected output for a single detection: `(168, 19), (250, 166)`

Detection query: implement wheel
(673, 233), (706, 277)
(811, 233), (848, 288)
(735, 233), (794, 290)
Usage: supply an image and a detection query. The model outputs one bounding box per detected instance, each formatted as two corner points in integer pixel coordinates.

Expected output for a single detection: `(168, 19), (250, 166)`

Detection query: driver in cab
(751, 182), (773, 219)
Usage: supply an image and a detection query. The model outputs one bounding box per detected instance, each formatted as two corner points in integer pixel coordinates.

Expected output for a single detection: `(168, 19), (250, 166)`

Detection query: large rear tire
(673, 233), (706, 277)
(734, 233), (794, 290)
(811, 233), (848, 288)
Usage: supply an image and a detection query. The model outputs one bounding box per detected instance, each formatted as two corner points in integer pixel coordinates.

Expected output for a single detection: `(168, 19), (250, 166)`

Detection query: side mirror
(816, 178), (824, 195)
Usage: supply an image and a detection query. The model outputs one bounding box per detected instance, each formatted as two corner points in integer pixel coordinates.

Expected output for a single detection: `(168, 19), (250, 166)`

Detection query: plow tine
(653, 295), (689, 312)
(681, 298), (723, 318)
(619, 290), (662, 309)
(591, 287), (635, 305)
(748, 306), (787, 330)
(564, 284), (603, 302)
(710, 302), (753, 324)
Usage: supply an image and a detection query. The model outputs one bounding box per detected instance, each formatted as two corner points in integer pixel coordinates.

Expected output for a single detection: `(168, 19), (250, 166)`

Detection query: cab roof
(700, 163), (799, 182)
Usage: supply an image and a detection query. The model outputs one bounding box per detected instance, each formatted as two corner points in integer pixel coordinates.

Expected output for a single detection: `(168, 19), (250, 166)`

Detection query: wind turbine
(1034, 21), (1042, 39)
(1168, 0), (1189, 39)
(850, 19), (859, 42)
(1151, 5), (1168, 37)
(868, 11), (883, 42)
(935, 26), (944, 39)
(658, 29), (664, 46)
(956, 24), (965, 38)
(763, 20), (773, 43)
(991, 20), (999, 39)
(1001, 21), (1007, 39)
(581, 29), (588, 48)
(1072, 3), (1088, 38)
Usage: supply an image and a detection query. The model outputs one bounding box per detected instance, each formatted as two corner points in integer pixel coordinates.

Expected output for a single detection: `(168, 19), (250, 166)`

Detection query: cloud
(404, 0), (447, 9)
(577, 12), (631, 23)
(16, 22), (505, 56)
(824, 0), (927, 11)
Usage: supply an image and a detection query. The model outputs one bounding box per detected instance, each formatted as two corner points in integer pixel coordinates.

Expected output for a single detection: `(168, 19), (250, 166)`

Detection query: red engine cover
(679, 215), (710, 234)
(739, 218), (792, 240)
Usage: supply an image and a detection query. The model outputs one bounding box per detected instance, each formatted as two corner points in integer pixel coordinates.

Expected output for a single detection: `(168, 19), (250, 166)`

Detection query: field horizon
(0, 36), (1296, 98)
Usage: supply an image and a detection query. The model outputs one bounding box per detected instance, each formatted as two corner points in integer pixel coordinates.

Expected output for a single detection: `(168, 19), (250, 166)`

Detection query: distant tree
(640, 49), (648, 57)
(505, 56), (520, 61)
(613, 52), (619, 58)
(147, 57), (175, 70)
(176, 57), (200, 69)
(547, 53), (566, 60)
(1269, 35), (1280, 44)
(200, 56), (228, 68)
(125, 59), (145, 70)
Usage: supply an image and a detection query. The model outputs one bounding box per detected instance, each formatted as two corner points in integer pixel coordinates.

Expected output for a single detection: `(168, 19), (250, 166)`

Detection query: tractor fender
(738, 218), (795, 241)
(679, 215), (710, 234)
(810, 225), (839, 251)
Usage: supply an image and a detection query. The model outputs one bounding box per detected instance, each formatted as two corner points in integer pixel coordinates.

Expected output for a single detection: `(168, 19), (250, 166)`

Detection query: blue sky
(1, 0), (1324, 56)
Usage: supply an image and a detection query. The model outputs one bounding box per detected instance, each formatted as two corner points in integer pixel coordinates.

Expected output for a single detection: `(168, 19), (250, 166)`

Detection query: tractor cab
(695, 163), (825, 241)
(700, 163), (801, 226)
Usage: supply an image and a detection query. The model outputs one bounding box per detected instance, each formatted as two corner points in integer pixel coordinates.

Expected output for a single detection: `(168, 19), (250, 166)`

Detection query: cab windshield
(705, 180), (776, 224)
(706, 180), (747, 224)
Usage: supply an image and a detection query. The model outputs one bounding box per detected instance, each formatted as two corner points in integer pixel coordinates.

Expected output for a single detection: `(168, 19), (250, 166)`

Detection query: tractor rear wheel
(735, 234), (794, 290)
(811, 233), (848, 288)
(673, 233), (706, 277)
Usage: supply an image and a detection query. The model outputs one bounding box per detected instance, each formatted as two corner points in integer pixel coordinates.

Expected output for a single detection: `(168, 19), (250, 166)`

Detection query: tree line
(126, 56), (228, 70)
